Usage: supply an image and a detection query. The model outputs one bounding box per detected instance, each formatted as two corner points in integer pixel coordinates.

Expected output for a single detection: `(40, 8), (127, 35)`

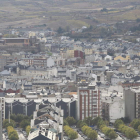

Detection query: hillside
(0, 0), (140, 30)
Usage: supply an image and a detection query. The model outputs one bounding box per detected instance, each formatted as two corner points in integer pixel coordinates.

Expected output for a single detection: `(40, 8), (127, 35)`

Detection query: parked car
(100, 133), (105, 138)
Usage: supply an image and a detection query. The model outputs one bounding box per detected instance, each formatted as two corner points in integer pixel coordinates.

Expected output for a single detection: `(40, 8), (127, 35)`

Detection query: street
(75, 134), (84, 140)
(16, 129), (26, 140)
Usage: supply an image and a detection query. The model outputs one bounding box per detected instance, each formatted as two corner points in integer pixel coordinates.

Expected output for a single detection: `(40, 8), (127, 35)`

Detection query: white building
(102, 86), (125, 123)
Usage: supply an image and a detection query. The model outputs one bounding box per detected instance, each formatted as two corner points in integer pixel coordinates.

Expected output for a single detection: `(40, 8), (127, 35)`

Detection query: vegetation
(101, 8), (108, 12)
(76, 117), (116, 139)
(20, 119), (30, 130)
(65, 116), (76, 126)
(3, 119), (16, 128)
(130, 119), (140, 129)
(10, 114), (32, 130)
(114, 119), (138, 139)
(81, 125), (97, 140)
(64, 125), (78, 139)
(26, 125), (31, 136)
(7, 126), (19, 140)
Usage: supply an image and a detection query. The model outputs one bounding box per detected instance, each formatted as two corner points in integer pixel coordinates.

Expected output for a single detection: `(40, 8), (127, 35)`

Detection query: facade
(77, 81), (102, 120)
(66, 50), (74, 58)
(0, 95), (5, 120)
(102, 92), (125, 123)
(124, 87), (140, 121)
(84, 48), (93, 55)
(74, 50), (84, 59)
(114, 55), (130, 61)
(2, 38), (29, 46)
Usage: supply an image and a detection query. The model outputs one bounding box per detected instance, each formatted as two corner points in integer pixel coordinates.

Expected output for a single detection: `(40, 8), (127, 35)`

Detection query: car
(100, 133), (105, 138)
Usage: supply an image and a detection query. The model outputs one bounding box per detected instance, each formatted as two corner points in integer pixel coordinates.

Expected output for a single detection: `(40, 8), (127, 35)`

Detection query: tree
(97, 119), (105, 128)
(10, 114), (16, 121)
(125, 128), (138, 140)
(69, 130), (78, 139)
(87, 130), (97, 140)
(3, 119), (16, 128)
(77, 120), (82, 128)
(64, 120), (69, 126)
(65, 116), (76, 126)
(83, 117), (93, 126)
(26, 125), (31, 136)
(20, 119), (30, 130)
(80, 122), (87, 128)
(108, 130), (118, 139)
(57, 27), (64, 34)
(7, 126), (19, 140)
(92, 117), (102, 125)
(114, 119), (124, 129)
(16, 114), (24, 123)
(9, 130), (19, 140)
(64, 125), (78, 139)
(81, 126), (89, 134)
(131, 119), (140, 129)
(138, 125), (140, 133)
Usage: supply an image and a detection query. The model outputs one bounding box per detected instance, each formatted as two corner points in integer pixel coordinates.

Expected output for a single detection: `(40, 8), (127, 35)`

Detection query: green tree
(77, 120), (82, 128)
(3, 119), (16, 128)
(108, 130), (118, 139)
(85, 127), (92, 136)
(10, 114), (16, 121)
(64, 125), (78, 139)
(9, 130), (19, 140)
(69, 130), (78, 139)
(125, 128), (138, 140)
(66, 116), (76, 126)
(87, 130), (97, 140)
(80, 122), (87, 128)
(83, 117), (93, 126)
(26, 125), (31, 136)
(7, 126), (19, 140)
(114, 119), (124, 129)
(20, 119), (30, 130)
(131, 119), (140, 129)
(97, 119), (105, 128)
(16, 114), (24, 123)
(92, 117), (102, 125)
(138, 125), (140, 133)
(81, 126), (89, 134)
(64, 120), (69, 126)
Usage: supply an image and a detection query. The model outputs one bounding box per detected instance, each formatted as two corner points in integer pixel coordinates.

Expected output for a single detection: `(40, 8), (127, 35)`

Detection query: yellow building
(67, 49), (74, 58)
(114, 55), (130, 61)
(84, 48), (94, 55)
(29, 32), (36, 38)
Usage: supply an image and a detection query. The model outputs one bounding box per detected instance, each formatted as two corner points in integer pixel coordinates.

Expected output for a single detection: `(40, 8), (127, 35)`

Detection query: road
(75, 134), (84, 140)
(97, 135), (104, 140)
(16, 129), (26, 140)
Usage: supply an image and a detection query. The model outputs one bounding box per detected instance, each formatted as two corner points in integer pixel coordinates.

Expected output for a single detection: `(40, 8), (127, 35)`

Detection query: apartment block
(77, 81), (102, 120)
